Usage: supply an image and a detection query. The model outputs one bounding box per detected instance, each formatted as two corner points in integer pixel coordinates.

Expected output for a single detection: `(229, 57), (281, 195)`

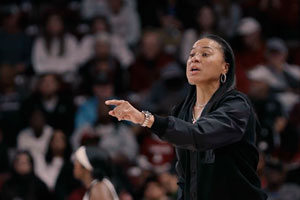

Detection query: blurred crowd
(0, 0), (299, 199)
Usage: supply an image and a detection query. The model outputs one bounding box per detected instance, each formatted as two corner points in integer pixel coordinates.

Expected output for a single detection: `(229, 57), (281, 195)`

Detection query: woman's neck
(195, 81), (220, 105)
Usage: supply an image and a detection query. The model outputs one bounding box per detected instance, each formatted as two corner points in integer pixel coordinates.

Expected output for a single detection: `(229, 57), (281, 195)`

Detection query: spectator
(0, 64), (26, 147)
(0, 5), (32, 74)
(179, 4), (217, 63)
(31, 13), (80, 76)
(141, 62), (188, 114)
(106, 0), (141, 46)
(143, 176), (170, 200)
(34, 130), (80, 200)
(247, 66), (287, 153)
(129, 29), (174, 96)
(234, 17), (265, 93)
(74, 75), (116, 130)
(17, 108), (53, 158)
(212, 0), (242, 39)
(156, 1), (183, 55)
(158, 172), (178, 199)
(21, 73), (75, 136)
(264, 159), (300, 200)
(73, 146), (119, 200)
(0, 150), (51, 200)
(250, 38), (300, 112)
(79, 15), (134, 68)
(78, 33), (126, 96)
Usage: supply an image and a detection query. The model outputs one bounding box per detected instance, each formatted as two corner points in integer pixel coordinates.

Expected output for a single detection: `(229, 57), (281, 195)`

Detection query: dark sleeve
(150, 95), (251, 151)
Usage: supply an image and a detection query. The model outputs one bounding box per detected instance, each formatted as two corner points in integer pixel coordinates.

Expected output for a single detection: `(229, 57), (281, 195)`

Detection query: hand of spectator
(105, 100), (145, 125)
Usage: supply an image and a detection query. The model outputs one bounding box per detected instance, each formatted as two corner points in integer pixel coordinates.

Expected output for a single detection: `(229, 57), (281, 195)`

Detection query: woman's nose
(191, 53), (201, 62)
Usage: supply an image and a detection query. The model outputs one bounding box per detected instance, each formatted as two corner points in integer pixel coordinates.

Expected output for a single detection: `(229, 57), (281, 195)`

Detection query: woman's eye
(189, 53), (195, 57)
(202, 53), (209, 57)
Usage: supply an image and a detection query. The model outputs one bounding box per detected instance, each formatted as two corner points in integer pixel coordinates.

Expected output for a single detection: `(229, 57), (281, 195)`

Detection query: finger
(105, 100), (125, 106)
(108, 110), (116, 117)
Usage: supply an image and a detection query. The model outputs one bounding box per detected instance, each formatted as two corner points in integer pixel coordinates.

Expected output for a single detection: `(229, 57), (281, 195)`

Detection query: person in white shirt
(32, 13), (80, 75)
(79, 16), (134, 68)
(17, 108), (53, 158)
(106, 0), (140, 46)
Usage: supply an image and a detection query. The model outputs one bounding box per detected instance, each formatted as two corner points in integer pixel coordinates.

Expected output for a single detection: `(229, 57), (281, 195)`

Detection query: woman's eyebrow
(202, 46), (214, 50)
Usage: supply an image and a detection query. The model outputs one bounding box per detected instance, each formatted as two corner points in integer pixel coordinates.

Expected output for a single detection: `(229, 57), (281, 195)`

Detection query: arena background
(0, 0), (299, 199)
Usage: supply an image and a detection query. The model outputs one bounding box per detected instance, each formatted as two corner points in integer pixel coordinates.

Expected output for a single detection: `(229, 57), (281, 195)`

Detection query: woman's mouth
(190, 66), (201, 74)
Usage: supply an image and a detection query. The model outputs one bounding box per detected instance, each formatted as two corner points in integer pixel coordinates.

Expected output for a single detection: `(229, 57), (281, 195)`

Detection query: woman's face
(38, 75), (59, 97)
(186, 38), (228, 86)
(197, 6), (215, 30)
(14, 153), (32, 175)
(51, 130), (66, 153)
(46, 15), (63, 36)
(73, 159), (86, 180)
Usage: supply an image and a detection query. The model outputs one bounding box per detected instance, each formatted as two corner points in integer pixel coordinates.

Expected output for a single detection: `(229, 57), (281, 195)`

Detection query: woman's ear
(222, 63), (229, 74)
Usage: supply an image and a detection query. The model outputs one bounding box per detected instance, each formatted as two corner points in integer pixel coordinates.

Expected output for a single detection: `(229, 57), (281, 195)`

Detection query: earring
(221, 73), (226, 83)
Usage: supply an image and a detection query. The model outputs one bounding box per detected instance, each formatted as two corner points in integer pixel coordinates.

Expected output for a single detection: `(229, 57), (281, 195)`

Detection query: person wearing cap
(106, 35), (267, 200)
(249, 37), (300, 113)
(234, 17), (266, 93)
(73, 146), (119, 200)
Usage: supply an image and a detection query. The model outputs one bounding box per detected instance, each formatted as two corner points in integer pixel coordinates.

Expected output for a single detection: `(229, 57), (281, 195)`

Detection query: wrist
(141, 110), (153, 127)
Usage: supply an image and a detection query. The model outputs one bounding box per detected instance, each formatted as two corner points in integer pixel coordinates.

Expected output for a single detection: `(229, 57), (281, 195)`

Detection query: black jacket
(150, 89), (268, 200)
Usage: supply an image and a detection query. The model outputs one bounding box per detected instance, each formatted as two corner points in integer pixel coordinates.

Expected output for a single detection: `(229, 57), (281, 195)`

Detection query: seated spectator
(79, 15), (134, 68)
(264, 159), (300, 200)
(158, 172), (178, 199)
(179, 3), (217, 63)
(31, 13), (80, 76)
(156, 3), (182, 55)
(74, 75), (116, 130)
(78, 33), (126, 96)
(143, 176), (170, 200)
(250, 38), (300, 112)
(0, 64), (26, 147)
(0, 150), (51, 200)
(212, 0), (242, 39)
(21, 73), (75, 136)
(106, 0), (141, 46)
(73, 146), (119, 200)
(247, 66), (287, 153)
(141, 63), (188, 114)
(0, 5), (31, 74)
(234, 17), (266, 93)
(34, 129), (80, 200)
(129, 29), (174, 97)
(17, 108), (53, 158)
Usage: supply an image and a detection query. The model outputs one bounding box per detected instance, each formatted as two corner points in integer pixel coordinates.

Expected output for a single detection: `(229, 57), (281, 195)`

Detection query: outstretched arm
(105, 95), (250, 151)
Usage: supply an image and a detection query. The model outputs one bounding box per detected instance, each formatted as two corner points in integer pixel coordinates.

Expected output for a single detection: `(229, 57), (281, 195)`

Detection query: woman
(180, 4), (217, 64)
(1, 150), (51, 200)
(32, 13), (79, 75)
(105, 35), (267, 200)
(73, 146), (119, 200)
(34, 130), (79, 200)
